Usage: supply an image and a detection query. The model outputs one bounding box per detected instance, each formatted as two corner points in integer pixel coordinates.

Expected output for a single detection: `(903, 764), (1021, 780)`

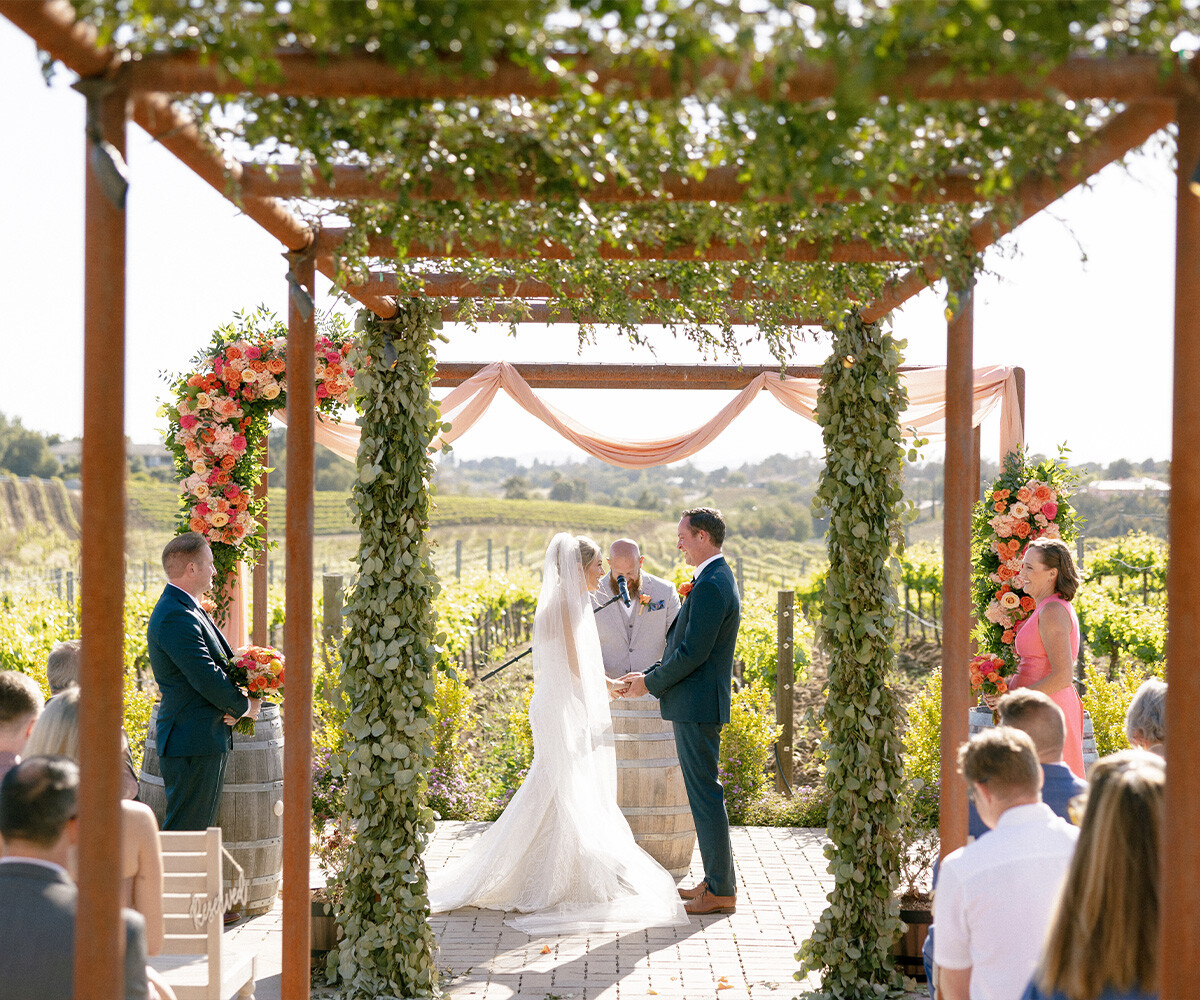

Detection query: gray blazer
(0, 861), (149, 1000)
(592, 571), (681, 678)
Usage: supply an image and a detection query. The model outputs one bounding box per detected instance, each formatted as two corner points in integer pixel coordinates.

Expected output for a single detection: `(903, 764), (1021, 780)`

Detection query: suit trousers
(672, 720), (736, 897)
(159, 752), (229, 831)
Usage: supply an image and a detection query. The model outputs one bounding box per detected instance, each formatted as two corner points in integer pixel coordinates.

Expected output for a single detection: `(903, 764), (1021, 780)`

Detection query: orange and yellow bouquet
(969, 652), (1011, 703)
(227, 645), (285, 734)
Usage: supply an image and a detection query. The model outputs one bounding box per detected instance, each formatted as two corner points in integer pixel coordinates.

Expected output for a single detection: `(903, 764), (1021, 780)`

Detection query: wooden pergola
(4, 4), (1197, 999)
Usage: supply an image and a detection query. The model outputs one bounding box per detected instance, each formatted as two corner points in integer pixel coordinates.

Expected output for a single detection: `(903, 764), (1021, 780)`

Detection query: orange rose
(678, 582), (693, 598)
(1001, 629), (1015, 643)
(1020, 596), (1036, 612)
(993, 501), (1005, 513)
(226, 346), (243, 360)
(1033, 485), (1053, 504)
(996, 680), (1009, 694)
(189, 517), (207, 533)
(1015, 521), (1031, 538)
(995, 489), (1010, 499)
(220, 455), (237, 471)
(250, 360), (267, 372)
(267, 357), (286, 374)
(1016, 487), (1032, 503)
(998, 565), (1014, 581)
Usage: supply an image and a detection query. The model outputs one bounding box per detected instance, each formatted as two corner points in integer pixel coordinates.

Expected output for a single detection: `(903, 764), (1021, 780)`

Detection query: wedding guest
(969, 689), (1088, 839)
(24, 688), (165, 954)
(1123, 678), (1166, 757)
(934, 727), (1079, 1000)
(46, 639), (82, 695)
(0, 670), (43, 782)
(592, 537), (680, 680)
(148, 532), (258, 831)
(0, 755), (150, 1000)
(1022, 750), (1164, 1000)
(1012, 538), (1086, 777)
(45, 638), (141, 799)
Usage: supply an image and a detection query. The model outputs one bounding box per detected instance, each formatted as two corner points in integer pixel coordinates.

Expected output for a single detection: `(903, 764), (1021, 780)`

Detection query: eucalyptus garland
(799, 314), (909, 998)
(332, 302), (444, 998)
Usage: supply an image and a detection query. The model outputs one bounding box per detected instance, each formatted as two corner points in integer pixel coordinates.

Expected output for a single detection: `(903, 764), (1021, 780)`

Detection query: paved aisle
(231, 822), (925, 999)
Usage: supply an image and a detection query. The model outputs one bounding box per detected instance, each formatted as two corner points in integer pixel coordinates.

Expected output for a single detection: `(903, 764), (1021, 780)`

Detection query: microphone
(616, 575), (632, 607)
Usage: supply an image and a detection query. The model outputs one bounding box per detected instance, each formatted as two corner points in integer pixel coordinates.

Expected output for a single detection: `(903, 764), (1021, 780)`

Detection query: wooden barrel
(140, 703), (284, 915)
(609, 695), (696, 879)
(894, 905), (932, 982)
(970, 705), (1099, 773)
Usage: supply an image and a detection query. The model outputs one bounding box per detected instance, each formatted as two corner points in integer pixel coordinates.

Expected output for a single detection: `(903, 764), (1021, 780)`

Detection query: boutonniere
(200, 595), (217, 615)
(678, 582), (693, 598)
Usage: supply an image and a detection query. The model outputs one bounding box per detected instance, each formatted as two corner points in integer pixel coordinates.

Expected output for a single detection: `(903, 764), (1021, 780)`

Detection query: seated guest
(1022, 750), (1164, 1000)
(0, 756), (150, 1000)
(46, 640), (83, 696)
(0, 670), (44, 782)
(45, 639), (140, 799)
(25, 688), (165, 954)
(968, 689), (1088, 839)
(1123, 678), (1166, 757)
(934, 728), (1080, 1000)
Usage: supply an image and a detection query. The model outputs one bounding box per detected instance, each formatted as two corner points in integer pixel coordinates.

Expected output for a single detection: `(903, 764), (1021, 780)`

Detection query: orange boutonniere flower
(678, 582), (693, 598)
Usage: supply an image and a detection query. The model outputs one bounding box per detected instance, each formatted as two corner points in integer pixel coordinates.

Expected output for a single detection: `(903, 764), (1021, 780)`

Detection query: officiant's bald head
(608, 539), (644, 589)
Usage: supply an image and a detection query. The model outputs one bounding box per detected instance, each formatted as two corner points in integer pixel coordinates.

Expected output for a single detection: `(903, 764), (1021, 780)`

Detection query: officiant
(592, 539), (680, 679)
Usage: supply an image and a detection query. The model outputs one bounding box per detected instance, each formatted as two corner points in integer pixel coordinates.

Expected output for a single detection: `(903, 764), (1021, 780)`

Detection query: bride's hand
(606, 676), (629, 698)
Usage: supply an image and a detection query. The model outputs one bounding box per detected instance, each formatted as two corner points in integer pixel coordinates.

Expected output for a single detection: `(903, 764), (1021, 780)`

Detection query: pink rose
(245, 345), (261, 360)
(326, 350), (340, 363)
(196, 502), (211, 516)
(225, 484), (240, 499)
(316, 384), (329, 399)
(1041, 501), (1058, 520)
(180, 414), (199, 430)
(231, 435), (247, 452)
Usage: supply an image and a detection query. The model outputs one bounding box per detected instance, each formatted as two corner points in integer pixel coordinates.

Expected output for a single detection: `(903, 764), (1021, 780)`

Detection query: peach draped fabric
(277, 361), (1023, 468)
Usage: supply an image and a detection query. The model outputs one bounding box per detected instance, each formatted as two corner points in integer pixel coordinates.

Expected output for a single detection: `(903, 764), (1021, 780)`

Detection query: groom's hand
(620, 672), (648, 699)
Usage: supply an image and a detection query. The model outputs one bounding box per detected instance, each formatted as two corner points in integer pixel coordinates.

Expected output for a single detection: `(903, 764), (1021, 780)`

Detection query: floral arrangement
(971, 448), (1080, 693)
(678, 581), (693, 598)
(227, 644), (285, 734)
(162, 307), (357, 616)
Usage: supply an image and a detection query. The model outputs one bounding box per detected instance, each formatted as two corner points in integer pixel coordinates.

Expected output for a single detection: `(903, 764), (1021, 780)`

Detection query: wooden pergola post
(75, 78), (128, 1000)
(282, 253), (316, 1000)
(1161, 94), (1200, 1000)
(253, 439), (269, 647)
(939, 279), (975, 859)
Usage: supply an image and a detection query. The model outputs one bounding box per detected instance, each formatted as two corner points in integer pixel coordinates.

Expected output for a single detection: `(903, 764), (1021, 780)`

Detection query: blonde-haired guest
(24, 689), (165, 955)
(1022, 750), (1163, 1000)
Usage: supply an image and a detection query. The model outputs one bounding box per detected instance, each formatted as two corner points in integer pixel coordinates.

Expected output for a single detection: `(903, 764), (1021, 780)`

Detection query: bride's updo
(577, 535), (600, 572)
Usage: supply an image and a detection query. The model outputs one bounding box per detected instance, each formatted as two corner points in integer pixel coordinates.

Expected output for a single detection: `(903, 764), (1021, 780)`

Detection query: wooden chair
(150, 827), (257, 1000)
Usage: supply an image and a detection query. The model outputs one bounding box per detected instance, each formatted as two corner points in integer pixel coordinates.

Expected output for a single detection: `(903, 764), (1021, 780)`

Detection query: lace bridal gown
(428, 533), (688, 935)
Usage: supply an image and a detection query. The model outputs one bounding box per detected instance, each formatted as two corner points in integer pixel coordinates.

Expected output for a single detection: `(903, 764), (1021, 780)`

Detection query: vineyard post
(505, 546), (510, 573)
(67, 571), (75, 620)
(142, 561), (148, 592)
(269, 559), (275, 587)
(322, 573), (343, 671)
(775, 590), (795, 795)
(455, 539), (462, 580)
(487, 538), (493, 573)
(933, 593), (940, 645)
(736, 556), (744, 597)
(55, 567), (62, 600)
(904, 585), (910, 638)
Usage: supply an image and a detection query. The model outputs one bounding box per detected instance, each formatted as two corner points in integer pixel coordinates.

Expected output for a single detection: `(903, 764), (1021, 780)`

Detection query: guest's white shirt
(933, 801), (1079, 1000)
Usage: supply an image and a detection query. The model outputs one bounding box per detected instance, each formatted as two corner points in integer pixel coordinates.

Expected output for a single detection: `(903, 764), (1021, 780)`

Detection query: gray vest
(591, 571), (680, 678)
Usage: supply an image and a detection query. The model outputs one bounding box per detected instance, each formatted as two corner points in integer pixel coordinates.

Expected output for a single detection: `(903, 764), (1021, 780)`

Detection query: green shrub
(735, 582), (814, 688)
(482, 686), (533, 816)
(744, 785), (833, 827)
(719, 679), (782, 823)
(902, 668), (942, 827)
(427, 671), (478, 820)
(1081, 661), (1161, 756)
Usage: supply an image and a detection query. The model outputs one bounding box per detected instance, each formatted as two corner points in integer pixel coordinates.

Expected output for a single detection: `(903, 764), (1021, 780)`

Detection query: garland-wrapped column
(800, 313), (908, 997)
(335, 302), (442, 998)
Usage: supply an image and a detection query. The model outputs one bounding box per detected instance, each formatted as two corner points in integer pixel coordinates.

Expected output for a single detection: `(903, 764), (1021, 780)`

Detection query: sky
(0, 19), (1181, 471)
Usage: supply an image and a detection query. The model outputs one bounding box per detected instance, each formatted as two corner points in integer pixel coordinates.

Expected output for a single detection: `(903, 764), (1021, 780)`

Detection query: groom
(620, 507), (741, 915)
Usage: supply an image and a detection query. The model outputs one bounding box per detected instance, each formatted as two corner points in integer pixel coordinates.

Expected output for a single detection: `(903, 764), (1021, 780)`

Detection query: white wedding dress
(428, 533), (688, 934)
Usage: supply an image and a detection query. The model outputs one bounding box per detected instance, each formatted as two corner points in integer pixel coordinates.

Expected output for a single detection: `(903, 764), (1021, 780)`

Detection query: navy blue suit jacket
(147, 585), (249, 757)
(643, 556), (741, 724)
(968, 760), (1088, 839)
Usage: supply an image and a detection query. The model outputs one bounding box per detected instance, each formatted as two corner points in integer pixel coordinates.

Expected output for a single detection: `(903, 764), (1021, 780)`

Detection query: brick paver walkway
(229, 823), (927, 1000)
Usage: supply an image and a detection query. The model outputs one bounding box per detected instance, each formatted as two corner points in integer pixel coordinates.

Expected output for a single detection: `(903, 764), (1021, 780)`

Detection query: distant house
(49, 439), (173, 469)
(1084, 476), (1170, 499)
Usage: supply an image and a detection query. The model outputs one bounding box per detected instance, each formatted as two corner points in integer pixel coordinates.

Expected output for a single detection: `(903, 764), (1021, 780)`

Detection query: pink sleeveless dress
(1012, 594), (1085, 777)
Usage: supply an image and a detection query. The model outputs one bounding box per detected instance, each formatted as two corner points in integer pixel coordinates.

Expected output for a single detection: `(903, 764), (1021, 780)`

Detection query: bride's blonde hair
(576, 535), (600, 572)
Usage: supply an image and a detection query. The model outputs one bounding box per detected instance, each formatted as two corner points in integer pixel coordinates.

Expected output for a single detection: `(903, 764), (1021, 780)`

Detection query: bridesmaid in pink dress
(1012, 538), (1086, 777)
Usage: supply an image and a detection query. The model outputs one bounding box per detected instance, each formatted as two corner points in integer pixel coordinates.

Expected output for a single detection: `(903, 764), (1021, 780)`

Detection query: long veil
(427, 533), (687, 934)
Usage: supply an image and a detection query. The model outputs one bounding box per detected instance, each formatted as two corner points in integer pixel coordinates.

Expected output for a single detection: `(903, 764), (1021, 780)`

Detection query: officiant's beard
(611, 572), (640, 598)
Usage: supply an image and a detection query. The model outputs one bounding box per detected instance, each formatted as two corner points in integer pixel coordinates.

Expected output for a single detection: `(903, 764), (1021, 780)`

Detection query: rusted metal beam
(939, 279), (974, 863)
(860, 100), (1174, 322)
(76, 80), (127, 1000)
(123, 49), (1179, 103)
(316, 231), (914, 264)
(240, 161), (985, 206)
(1162, 95), (1200, 1000)
(282, 256), (315, 1000)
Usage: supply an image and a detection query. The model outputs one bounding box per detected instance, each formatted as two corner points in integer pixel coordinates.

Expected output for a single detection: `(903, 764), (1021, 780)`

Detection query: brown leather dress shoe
(678, 882), (707, 900)
(684, 888), (736, 915)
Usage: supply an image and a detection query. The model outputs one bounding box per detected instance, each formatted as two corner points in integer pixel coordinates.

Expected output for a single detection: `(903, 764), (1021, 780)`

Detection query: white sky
(0, 19), (1179, 471)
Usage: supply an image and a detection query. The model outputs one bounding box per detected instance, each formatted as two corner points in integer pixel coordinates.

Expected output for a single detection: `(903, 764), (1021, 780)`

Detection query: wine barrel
(140, 703), (284, 915)
(970, 705), (1098, 773)
(609, 695), (696, 879)
(894, 905), (933, 982)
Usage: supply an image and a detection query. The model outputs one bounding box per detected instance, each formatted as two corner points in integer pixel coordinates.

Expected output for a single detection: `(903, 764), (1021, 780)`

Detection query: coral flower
(189, 517), (206, 533)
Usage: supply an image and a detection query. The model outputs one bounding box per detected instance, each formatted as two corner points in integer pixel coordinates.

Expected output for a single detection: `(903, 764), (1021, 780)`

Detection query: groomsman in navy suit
(621, 507), (741, 915)
(147, 532), (260, 831)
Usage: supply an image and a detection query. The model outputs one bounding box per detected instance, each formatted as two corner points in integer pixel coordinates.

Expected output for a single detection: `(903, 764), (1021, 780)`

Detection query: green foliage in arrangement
(1076, 590), (1167, 675)
(736, 582), (814, 689)
(1081, 661), (1163, 757)
(331, 304), (442, 997)
(800, 314), (909, 998)
(720, 679), (783, 823)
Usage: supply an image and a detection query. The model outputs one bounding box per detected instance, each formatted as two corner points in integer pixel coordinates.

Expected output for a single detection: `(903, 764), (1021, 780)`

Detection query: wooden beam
(240, 161), (985, 205)
(1162, 94), (1200, 1000)
(282, 256), (315, 1000)
(431, 362), (938, 388)
(252, 440), (268, 647)
(76, 80), (127, 1000)
(939, 279), (974, 863)
(121, 49), (1180, 103)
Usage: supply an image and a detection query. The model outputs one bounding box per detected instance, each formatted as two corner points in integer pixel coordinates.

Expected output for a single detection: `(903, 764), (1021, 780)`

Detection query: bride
(428, 533), (688, 934)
